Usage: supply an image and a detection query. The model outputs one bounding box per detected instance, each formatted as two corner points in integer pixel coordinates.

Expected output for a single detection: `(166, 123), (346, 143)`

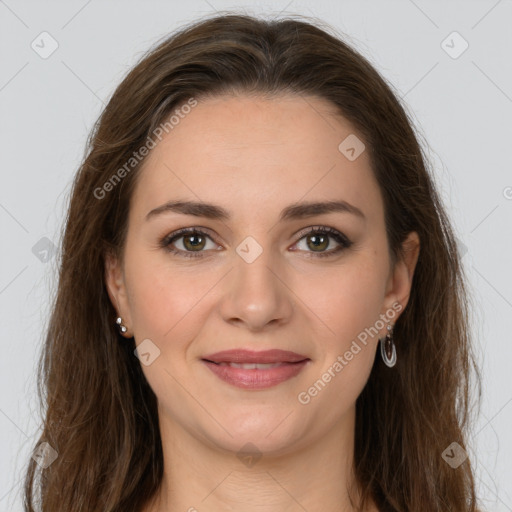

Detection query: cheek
(124, 250), (207, 343)
(297, 258), (387, 350)
(294, 263), (385, 412)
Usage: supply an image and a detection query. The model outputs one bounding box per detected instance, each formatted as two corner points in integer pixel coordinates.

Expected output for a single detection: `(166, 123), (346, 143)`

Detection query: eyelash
(159, 226), (353, 259)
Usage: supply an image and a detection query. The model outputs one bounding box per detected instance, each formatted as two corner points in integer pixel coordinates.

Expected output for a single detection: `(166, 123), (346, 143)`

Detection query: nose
(218, 245), (295, 332)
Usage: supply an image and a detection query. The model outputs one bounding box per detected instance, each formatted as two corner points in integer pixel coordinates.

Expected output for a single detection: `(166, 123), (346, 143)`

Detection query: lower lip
(202, 360), (310, 389)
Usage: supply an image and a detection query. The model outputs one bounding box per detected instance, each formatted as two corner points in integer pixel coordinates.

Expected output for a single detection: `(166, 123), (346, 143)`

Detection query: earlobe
(104, 251), (132, 336)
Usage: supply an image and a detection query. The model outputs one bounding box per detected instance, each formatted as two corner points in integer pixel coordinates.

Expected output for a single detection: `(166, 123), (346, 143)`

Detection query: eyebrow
(146, 199), (366, 222)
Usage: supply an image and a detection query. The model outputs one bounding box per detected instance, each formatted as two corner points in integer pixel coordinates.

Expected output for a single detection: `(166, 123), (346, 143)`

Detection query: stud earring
(380, 323), (397, 368)
(116, 316), (128, 335)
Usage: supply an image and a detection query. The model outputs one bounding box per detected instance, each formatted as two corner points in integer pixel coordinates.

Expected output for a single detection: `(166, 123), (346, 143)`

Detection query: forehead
(130, 93), (382, 225)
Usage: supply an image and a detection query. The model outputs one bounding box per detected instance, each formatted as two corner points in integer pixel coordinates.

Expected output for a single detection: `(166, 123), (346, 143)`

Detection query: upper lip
(202, 349), (309, 364)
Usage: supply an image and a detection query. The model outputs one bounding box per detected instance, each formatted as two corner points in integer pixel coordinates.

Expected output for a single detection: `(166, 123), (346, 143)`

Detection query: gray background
(1, 0), (511, 510)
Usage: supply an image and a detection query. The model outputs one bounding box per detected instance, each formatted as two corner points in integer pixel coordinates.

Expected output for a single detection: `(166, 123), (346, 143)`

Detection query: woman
(23, 12), (483, 512)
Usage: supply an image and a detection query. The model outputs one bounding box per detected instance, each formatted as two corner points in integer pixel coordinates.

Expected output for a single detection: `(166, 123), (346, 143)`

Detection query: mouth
(201, 349), (310, 389)
(202, 348), (309, 364)
(208, 361), (297, 369)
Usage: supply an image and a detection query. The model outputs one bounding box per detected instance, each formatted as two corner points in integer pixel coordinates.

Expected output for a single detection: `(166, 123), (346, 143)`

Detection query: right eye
(160, 228), (220, 258)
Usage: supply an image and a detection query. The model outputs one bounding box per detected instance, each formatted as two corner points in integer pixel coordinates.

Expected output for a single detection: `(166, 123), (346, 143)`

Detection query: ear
(104, 250), (133, 337)
(381, 231), (420, 330)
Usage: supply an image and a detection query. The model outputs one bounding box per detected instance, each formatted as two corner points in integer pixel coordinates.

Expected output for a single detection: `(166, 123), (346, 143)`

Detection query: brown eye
(305, 233), (329, 252)
(161, 228), (218, 258)
(161, 226), (352, 259)
(181, 233), (207, 251)
(292, 226), (352, 258)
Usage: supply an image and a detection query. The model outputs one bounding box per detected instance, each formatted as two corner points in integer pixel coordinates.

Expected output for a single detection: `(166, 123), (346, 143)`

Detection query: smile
(202, 358), (310, 389)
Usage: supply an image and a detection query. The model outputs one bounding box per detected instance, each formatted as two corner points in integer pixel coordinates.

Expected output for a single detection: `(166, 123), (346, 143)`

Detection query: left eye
(292, 227), (351, 257)
(161, 226), (352, 259)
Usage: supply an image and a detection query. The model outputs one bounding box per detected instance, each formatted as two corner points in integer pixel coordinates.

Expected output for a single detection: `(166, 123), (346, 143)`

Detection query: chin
(198, 413), (307, 458)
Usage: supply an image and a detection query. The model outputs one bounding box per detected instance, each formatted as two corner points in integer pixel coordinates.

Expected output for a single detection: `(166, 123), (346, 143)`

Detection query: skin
(105, 93), (420, 512)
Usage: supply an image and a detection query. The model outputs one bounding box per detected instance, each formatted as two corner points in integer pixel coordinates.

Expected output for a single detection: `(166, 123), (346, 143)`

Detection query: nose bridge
(234, 234), (282, 302)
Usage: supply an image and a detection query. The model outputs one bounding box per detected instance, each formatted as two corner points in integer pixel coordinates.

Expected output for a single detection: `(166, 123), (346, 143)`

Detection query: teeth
(218, 362), (284, 369)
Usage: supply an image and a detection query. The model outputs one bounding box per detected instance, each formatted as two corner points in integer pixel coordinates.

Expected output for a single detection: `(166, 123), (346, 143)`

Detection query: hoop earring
(380, 323), (397, 368)
(116, 316), (128, 334)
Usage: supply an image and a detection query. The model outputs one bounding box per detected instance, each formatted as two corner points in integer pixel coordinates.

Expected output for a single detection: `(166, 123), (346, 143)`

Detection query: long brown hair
(23, 12), (483, 511)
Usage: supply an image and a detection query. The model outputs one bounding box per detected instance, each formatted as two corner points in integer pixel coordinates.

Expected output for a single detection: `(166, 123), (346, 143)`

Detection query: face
(106, 93), (419, 455)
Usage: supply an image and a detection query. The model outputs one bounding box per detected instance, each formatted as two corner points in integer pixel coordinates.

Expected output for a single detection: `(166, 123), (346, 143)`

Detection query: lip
(202, 349), (308, 364)
(201, 349), (310, 389)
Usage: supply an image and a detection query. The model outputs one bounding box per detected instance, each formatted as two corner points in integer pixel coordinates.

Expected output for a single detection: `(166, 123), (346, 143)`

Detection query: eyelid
(160, 226), (221, 252)
(161, 225), (352, 258)
(290, 225), (352, 257)
(293, 225), (348, 242)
